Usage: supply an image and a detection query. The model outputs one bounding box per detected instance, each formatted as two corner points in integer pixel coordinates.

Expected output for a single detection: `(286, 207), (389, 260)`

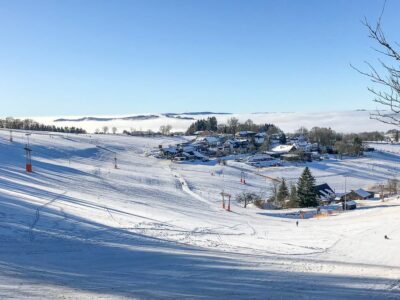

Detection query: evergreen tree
(277, 179), (289, 206)
(297, 167), (318, 207)
(207, 117), (218, 131)
(280, 133), (287, 144)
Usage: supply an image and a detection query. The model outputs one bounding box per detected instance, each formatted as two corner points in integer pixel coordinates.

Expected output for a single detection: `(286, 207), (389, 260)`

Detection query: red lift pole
(24, 145), (32, 172)
(240, 171), (246, 184)
(220, 192), (232, 212)
(25, 133), (32, 172)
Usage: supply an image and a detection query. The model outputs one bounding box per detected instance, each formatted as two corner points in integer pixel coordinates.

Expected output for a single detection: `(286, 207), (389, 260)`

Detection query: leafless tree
(353, 1), (400, 126)
(159, 125), (172, 135)
(236, 192), (261, 208)
(227, 117), (239, 134)
(387, 178), (399, 195)
(112, 126), (117, 134)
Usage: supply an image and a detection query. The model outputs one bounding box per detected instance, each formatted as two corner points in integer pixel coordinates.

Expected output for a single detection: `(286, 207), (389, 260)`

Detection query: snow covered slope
(30, 110), (395, 133)
(0, 130), (399, 299)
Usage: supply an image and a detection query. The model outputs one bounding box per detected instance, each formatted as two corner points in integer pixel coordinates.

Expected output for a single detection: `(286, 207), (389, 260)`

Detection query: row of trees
(293, 126), (389, 157)
(273, 167), (318, 208)
(334, 135), (363, 158)
(238, 168), (400, 209)
(0, 117), (86, 134)
(121, 125), (176, 136)
(95, 126), (118, 134)
(237, 167), (319, 209)
(186, 116), (284, 137)
(296, 127), (384, 147)
(186, 117), (218, 134)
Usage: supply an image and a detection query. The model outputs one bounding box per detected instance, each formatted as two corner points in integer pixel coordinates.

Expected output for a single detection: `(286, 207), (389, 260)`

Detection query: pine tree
(277, 179), (289, 206)
(297, 167), (318, 207)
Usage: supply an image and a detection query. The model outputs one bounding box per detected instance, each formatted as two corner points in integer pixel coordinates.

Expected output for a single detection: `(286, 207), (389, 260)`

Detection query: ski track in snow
(29, 191), (68, 241)
(1, 130), (400, 299)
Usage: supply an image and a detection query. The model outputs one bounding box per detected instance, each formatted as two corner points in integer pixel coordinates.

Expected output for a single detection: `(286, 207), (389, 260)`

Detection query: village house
(224, 139), (250, 154)
(196, 136), (223, 147)
(342, 188), (374, 201)
(245, 154), (279, 167)
(289, 135), (319, 152)
(384, 132), (397, 143)
(269, 144), (297, 158)
(160, 146), (178, 158)
(236, 131), (257, 139)
(254, 132), (267, 145)
(315, 183), (336, 204)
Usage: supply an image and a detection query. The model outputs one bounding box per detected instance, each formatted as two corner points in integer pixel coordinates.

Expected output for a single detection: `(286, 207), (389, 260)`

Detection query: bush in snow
(236, 192), (262, 208)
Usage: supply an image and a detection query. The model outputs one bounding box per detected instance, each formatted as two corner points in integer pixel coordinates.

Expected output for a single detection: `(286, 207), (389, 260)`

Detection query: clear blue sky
(0, 0), (399, 116)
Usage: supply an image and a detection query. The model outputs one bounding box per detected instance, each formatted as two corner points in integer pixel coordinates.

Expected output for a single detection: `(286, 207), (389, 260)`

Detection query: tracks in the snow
(29, 191), (67, 241)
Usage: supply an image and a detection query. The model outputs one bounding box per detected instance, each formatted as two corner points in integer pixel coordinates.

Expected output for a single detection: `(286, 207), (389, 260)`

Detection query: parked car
(342, 200), (357, 210)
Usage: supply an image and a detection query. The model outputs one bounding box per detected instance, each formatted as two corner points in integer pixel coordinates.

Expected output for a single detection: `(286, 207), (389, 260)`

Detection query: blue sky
(0, 0), (399, 116)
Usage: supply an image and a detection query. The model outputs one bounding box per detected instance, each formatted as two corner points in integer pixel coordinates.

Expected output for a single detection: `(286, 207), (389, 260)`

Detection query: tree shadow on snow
(1, 139), (399, 299)
(0, 191), (398, 299)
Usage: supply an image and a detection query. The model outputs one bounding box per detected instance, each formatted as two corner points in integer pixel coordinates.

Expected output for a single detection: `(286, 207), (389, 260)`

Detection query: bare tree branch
(353, 1), (400, 126)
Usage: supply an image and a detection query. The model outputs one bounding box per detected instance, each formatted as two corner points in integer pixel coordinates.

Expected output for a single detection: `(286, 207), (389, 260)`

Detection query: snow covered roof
(204, 136), (220, 143)
(246, 154), (273, 162)
(237, 131), (256, 136)
(271, 144), (296, 153)
(315, 183), (335, 200)
(353, 189), (372, 198)
(182, 146), (194, 152)
(192, 150), (207, 159)
(163, 147), (177, 154)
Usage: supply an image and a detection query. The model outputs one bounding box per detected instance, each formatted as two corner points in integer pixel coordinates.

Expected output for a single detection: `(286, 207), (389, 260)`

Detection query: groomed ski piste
(0, 129), (399, 299)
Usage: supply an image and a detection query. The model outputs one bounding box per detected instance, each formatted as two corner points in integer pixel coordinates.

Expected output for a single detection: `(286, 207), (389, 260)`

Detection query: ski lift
(24, 144), (32, 172)
(24, 133), (32, 172)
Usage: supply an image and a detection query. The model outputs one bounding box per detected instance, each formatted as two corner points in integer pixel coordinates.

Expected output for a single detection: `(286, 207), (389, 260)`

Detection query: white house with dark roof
(271, 144), (297, 155)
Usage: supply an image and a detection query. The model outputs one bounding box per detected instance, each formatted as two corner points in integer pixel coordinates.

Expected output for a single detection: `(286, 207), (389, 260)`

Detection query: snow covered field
(0, 129), (400, 299)
(30, 110), (396, 134)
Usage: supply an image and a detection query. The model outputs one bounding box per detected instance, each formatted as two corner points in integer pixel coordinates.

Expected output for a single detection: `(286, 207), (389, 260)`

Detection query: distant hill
(54, 115), (159, 122)
(31, 110), (395, 134)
